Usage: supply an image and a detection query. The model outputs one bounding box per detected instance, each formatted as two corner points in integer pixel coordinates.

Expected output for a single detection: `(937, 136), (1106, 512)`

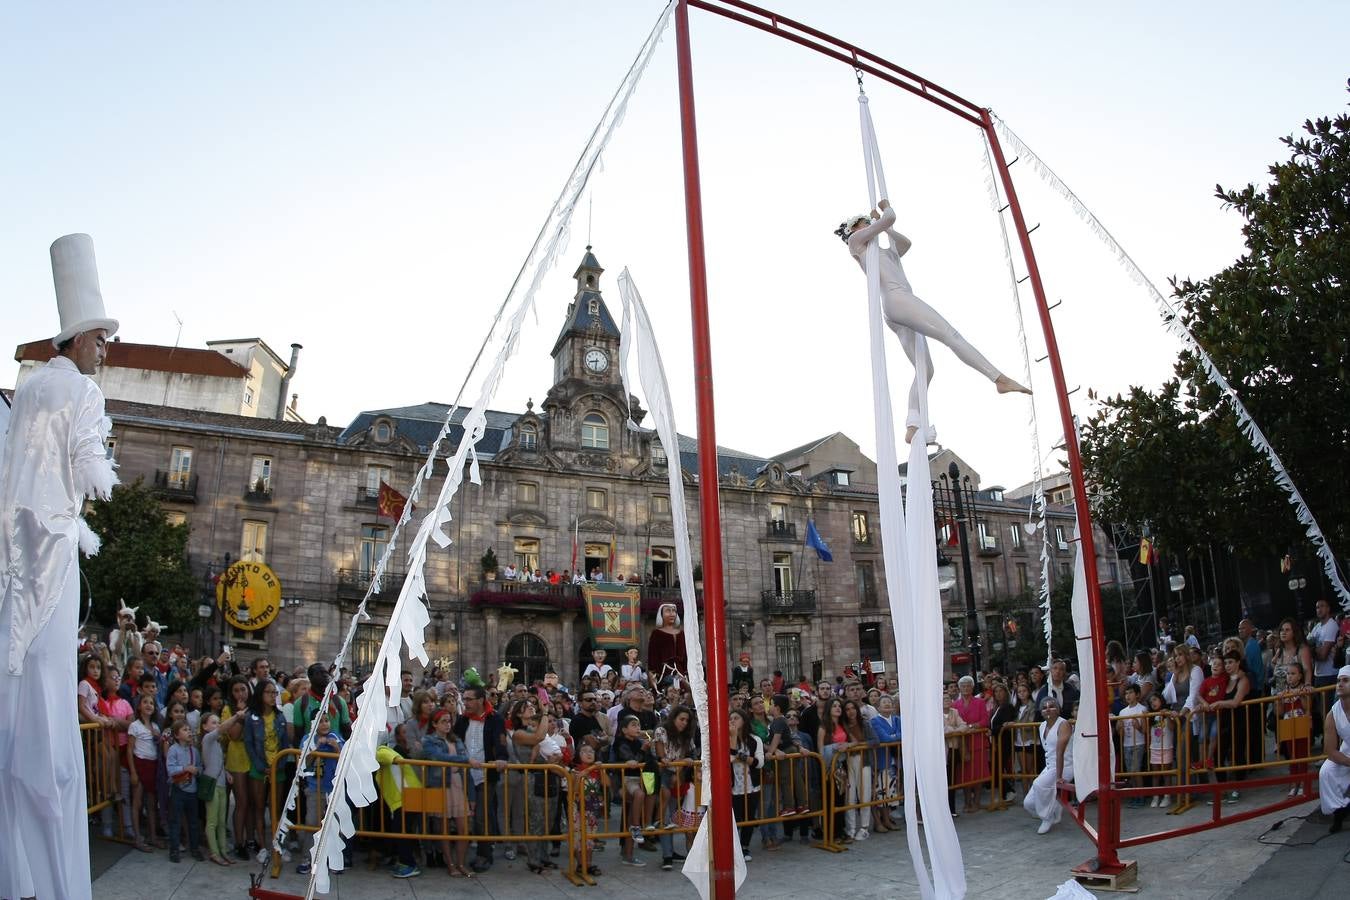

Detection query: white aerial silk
(858, 93), (966, 900)
(0, 355), (117, 900)
(616, 268), (746, 899)
(1068, 526), (1112, 801)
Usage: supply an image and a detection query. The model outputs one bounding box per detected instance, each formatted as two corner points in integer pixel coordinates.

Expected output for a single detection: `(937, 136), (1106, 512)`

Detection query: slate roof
(104, 398), (340, 441)
(550, 247), (620, 356)
(674, 433), (769, 479)
(339, 403), (520, 456)
(771, 433), (840, 462)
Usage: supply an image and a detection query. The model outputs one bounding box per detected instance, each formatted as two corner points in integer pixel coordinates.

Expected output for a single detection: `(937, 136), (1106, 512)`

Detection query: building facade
(33, 248), (1116, 684)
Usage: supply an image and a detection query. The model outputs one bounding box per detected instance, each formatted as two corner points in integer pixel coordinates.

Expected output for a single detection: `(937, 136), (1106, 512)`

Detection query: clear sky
(4, 1), (1347, 490)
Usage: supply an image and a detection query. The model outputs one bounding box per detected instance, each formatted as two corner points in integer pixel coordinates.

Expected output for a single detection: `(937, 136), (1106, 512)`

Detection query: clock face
(585, 348), (608, 373)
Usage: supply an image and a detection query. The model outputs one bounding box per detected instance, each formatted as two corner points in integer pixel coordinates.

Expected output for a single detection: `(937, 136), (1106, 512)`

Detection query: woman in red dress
(952, 674), (991, 812)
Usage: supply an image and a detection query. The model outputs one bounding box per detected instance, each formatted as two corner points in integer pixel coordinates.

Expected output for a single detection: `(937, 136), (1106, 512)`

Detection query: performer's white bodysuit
(0, 354), (116, 900)
(1321, 698), (1350, 816)
(848, 206), (1006, 430)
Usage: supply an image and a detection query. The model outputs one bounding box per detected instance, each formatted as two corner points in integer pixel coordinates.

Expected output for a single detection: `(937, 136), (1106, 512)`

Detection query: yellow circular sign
(216, 561), (282, 632)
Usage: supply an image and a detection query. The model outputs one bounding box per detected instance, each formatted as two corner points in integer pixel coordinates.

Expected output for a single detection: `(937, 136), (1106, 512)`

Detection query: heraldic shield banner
(582, 582), (643, 648)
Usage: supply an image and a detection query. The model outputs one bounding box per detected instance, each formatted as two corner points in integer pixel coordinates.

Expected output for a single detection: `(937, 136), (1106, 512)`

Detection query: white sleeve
(1186, 668), (1202, 712)
(847, 206), (897, 256)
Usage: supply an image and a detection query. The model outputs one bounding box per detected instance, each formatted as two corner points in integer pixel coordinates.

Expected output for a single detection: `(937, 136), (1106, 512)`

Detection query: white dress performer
(1024, 696), (1074, 834)
(0, 233), (118, 900)
(841, 199), (1030, 442)
(1320, 665), (1350, 831)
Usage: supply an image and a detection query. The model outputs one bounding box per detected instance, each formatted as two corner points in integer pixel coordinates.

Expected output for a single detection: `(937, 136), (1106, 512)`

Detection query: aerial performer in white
(0, 233), (119, 900)
(840, 198), (1030, 443)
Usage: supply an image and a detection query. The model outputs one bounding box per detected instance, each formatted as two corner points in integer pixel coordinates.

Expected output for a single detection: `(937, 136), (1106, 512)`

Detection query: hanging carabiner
(854, 66), (866, 95)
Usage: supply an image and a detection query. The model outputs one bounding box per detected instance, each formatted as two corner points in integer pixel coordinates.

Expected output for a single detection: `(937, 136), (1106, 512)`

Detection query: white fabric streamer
(992, 115), (1349, 612)
(1068, 525), (1112, 800)
(859, 92), (967, 900)
(979, 135), (1054, 663)
(280, 5), (676, 894)
(616, 268), (746, 899)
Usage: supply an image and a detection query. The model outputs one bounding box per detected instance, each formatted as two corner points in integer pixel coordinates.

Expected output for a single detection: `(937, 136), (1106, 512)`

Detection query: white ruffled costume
(1319, 668), (1350, 817)
(0, 234), (118, 900)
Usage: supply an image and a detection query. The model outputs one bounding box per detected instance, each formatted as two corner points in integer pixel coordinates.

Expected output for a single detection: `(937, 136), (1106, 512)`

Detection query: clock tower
(549, 246), (621, 386)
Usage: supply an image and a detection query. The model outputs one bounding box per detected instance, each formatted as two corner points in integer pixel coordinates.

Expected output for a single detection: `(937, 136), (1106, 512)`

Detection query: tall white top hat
(51, 233), (118, 347)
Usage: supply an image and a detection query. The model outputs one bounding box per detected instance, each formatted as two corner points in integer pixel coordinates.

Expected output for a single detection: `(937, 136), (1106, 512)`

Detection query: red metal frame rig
(673, 1), (1121, 896)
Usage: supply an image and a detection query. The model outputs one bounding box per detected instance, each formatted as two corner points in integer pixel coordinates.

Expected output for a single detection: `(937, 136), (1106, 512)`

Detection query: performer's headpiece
(143, 617), (163, 635)
(117, 600), (139, 621)
(834, 213), (872, 242)
(50, 234), (119, 347)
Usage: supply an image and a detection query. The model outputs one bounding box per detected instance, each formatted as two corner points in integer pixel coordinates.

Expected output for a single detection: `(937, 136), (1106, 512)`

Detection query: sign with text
(216, 561), (282, 632)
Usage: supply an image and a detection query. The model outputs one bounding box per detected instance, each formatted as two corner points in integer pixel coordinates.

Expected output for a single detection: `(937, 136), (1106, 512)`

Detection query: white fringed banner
(992, 115), (1349, 611)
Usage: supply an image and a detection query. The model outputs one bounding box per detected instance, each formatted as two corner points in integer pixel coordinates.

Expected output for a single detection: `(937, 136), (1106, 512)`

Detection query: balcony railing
(765, 520), (797, 540)
(761, 589), (816, 613)
(153, 469), (198, 502)
(472, 579), (702, 612)
(244, 480), (273, 502)
(977, 535), (1001, 556)
(337, 568), (407, 599)
(356, 486), (380, 506)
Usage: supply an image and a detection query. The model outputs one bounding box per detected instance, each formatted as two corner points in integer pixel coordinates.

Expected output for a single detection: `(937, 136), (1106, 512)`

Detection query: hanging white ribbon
(859, 91), (967, 900)
(979, 134), (1053, 662)
(277, 5), (676, 894)
(1069, 524), (1113, 800)
(616, 267), (746, 899)
(992, 114), (1349, 612)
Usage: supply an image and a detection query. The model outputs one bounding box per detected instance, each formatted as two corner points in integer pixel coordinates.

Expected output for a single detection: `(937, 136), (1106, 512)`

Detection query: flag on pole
(377, 481), (408, 520)
(571, 518), (579, 574)
(609, 533), (617, 577)
(805, 518), (833, 562)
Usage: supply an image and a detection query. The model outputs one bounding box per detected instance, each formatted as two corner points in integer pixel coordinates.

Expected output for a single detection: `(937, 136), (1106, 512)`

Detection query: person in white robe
(1024, 695), (1073, 834)
(0, 233), (119, 900)
(1320, 665), (1350, 832)
(109, 600), (142, 671)
(840, 198), (1029, 442)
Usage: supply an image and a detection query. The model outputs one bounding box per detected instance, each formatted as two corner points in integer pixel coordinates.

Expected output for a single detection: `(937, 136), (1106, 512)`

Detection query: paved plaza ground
(89, 783), (1350, 899)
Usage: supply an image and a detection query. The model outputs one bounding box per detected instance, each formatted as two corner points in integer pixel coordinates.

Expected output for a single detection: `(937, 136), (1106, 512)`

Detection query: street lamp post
(935, 461), (983, 677)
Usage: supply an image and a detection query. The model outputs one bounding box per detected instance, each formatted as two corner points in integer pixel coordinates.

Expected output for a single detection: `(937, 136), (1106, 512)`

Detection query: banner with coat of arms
(582, 582), (642, 648)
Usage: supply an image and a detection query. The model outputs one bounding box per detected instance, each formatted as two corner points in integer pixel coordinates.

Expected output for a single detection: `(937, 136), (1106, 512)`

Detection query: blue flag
(805, 518), (833, 562)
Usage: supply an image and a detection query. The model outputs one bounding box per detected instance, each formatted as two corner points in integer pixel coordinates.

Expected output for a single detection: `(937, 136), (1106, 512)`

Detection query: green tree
(1081, 94), (1350, 564)
(83, 478), (198, 632)
(993, 582), (1126, 672)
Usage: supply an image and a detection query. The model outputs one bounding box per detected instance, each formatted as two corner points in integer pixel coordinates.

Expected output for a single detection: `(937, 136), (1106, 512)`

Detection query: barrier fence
(77, 686), (1338, 873)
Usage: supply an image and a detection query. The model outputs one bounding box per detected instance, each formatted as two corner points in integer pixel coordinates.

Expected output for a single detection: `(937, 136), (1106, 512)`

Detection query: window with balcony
(581, 412), (609, 449)
(249, 456), (273, 495)
(169, 446), (193, 488)
(519, 423), (537, 451)
(651, 441), (667, 468)
(241, 520), (268, 564)
(772, 552), (793, 594)
(851, 510), (871, 545)
(651, 493), (670, 516)
(586, 487), (608, 511)
(360, 524), (389, 575)
(366, 464), (391, 493)
(1054, 525), (1069, 550)
(977, 521), (997, 551)
(769, 502), (787, 523)
(517, 481), (539, 505)
(514, 537), (540, 573)
(1009, 522), (1025, 551)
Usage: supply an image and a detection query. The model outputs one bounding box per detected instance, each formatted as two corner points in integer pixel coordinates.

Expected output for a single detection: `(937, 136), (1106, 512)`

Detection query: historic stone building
(31, 247), (1116, 685)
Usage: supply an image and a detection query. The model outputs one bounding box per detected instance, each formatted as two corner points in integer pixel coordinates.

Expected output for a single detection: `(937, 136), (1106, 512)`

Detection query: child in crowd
(1116, 684), (1147, 807)
(99, 665), (134, 838)
(1146, 691), (1175, 808)
(572, 742), (605, 877)
(420, 708), (471, 878)
(165, 721), (205, 862)
(127, 692), (162, 852)
(296, 713), (345, 876)
(613, 715), (654, 866)
(201, 709), (245, 866)
(1276, 660), (1312, 797)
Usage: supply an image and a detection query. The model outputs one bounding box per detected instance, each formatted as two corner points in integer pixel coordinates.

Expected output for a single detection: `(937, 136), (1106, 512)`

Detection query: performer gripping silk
(840, 198), (1030, 443)
(1320, 665), (1350, 833)
(0, 233), (119, 900)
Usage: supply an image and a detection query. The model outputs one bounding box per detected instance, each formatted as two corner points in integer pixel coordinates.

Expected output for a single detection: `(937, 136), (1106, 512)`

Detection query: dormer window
(651, 441), (667, 468)
(581, 412), (609, 450)
(373, 420), (393, 443)
(519, 423), (537, 451)
(588, 299), (599, 315)
(834, 471), (851, 486)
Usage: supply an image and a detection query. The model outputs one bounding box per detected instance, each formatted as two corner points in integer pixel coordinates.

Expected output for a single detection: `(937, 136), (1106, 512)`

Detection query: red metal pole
(673, 2), (736, 897)
(981, 109), (1123, 872)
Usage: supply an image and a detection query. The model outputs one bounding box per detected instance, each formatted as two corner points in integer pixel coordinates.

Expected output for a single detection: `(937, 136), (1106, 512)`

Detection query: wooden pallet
(1071, 858), (1139, 893)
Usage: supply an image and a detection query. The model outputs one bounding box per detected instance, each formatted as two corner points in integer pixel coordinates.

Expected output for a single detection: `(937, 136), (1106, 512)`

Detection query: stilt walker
(0, 233), (119, 900)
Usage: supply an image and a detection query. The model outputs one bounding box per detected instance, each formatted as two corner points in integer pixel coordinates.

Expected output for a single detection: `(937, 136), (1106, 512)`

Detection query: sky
(3, 1), (1347, 490)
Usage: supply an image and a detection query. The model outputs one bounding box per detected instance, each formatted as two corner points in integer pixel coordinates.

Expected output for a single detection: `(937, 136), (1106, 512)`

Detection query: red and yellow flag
(378, 480), (408, 520)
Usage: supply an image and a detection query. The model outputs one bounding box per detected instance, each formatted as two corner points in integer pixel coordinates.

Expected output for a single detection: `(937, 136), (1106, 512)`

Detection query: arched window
(504, 633), (550, 687)
(519, 423), (537, 450)
(581, 412), (609, 449)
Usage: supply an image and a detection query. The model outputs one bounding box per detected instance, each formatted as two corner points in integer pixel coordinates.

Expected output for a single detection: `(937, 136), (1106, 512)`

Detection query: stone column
(483, 609), (500, 674)
(560, 611), (577, 681)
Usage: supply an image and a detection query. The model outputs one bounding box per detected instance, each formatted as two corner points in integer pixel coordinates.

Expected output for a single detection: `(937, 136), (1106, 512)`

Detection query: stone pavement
(90, 786), (1341, 899)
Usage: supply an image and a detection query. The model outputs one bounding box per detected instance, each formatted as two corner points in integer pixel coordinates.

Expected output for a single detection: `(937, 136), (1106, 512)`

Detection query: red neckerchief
(84, 675), (103, 698)
(466, 700), (494, 722)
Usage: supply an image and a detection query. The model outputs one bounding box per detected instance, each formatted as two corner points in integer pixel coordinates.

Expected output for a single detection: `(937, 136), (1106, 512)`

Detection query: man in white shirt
(1312, 598), (1341, 744)
(503, 563), (518, 581)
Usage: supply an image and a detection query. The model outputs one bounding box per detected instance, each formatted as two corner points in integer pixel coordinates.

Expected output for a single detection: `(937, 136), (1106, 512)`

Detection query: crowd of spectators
(73, 599), (1350, 880)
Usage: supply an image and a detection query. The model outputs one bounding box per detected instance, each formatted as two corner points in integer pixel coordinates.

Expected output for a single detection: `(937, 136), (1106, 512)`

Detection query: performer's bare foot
(996, 374), (1032, 395)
